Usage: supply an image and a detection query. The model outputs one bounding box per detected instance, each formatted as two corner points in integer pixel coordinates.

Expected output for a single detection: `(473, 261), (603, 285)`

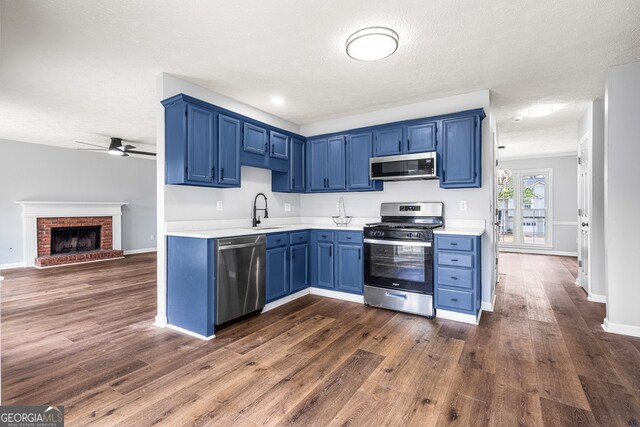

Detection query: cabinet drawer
(437, 267), (473, 290)
(438, 252), (474, 268)
(436, 236), (474, 252)
(437, 288), (474, 312)
(315, 231), (335, 243)
(266, 233), (288, 249)
(289, 231), (309, 245)
(337, 231), (363, 244)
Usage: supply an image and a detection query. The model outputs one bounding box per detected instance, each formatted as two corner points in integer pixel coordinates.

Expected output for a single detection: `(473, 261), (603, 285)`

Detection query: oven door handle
(364, 238), (432, 248)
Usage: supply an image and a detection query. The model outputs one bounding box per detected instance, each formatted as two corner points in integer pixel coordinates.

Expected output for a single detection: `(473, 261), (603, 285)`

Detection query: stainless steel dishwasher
(215, 234), (266, 325)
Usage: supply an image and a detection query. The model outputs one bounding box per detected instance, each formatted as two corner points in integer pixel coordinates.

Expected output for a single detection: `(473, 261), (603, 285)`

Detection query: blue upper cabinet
(440, 114), (482, 188)
(217, 114), (241, 186)
(306, 137), (346, 192)
(347, 132), (383, 191)
(308, 138), (328, 191)
(327, 136), (346, 191)
(374, 126), (404, 157)
(270, 131), (289, 160)
(186, 104), (216, 184)
(407, 122), (436, 153)
(243, 123), (268, 156)
(290, 138), (305, 192)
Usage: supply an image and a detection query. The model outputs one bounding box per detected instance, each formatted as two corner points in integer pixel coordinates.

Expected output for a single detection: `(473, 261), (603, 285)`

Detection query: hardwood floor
(2, 252), (640, 426)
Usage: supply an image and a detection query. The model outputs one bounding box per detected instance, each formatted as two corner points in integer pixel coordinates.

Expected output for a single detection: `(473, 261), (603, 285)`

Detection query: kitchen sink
(245, 226), (284, 230)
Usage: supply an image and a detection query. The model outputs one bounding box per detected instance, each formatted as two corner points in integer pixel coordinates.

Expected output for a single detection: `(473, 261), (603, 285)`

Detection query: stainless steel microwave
(369, 152), (438, 181)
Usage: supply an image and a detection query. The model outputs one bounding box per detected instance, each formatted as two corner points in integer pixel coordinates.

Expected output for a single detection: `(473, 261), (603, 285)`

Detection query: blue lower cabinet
(335, 243), (363, 294)
(434, 234), (481, 316)
(316, 241), (334, 289)
(166, 237), (215, 337)
(266, 245), (289, 302)
(290, 243), (309, 292)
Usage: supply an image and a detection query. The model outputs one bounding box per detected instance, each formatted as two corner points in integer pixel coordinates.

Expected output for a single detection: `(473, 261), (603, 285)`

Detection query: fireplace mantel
(17, 201), (128, 267)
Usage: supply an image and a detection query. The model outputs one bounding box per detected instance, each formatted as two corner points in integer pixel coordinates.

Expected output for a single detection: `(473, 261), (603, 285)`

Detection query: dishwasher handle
(218, 241), (264, 250)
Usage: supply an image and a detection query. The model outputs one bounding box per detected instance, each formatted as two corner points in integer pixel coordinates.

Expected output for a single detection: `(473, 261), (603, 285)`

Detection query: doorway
(577, 135), (590, 294)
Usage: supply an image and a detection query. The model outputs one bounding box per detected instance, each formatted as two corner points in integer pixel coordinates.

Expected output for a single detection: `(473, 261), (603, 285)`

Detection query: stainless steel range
(363, 202), (444, 318)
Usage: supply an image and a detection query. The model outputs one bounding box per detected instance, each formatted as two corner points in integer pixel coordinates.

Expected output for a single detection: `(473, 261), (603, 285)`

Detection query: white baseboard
(588, 293), (606, 304)
(499, 247), (578, 257)
(481, 292), (497, 312)
(164, 323), (215, 340)
(437, 308), (480, 325)
(263, 289), (310, 312)
(153, 315), (167, 327)
(602, 318), (640, 338)
(124, 248), (157, 255)
(0, 261), (26, 270)
(309, 287), (365, 304)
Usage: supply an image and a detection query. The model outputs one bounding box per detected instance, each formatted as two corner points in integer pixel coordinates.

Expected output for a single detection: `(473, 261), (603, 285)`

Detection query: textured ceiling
(1, 0), (639, 158)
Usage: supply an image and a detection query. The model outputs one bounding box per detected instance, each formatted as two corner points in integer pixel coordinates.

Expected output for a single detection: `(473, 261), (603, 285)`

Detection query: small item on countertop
(332, 197), (353, 226)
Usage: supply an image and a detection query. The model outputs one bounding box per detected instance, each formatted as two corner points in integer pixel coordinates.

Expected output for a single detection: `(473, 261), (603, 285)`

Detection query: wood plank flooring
(2, 252), (640, 426)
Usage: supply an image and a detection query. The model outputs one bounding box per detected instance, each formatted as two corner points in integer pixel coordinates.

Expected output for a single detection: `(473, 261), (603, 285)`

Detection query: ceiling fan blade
(76, 148), (107, 151)
(126, 149), (157, 157)
(75, 140), (106, 148)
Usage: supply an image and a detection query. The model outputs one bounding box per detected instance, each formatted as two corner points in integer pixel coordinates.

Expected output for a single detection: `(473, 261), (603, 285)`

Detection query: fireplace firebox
(51, 226), (101, 255)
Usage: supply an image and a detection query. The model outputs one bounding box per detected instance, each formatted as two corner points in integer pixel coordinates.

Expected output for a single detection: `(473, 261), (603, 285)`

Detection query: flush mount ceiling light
(346, 27), (399, 61)
(271, 96), (285, 106)
(527, 105), (556, 117)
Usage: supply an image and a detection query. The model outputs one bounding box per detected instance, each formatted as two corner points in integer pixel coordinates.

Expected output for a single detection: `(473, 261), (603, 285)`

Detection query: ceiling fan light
(346, 27), (399, 61)
(108, 149), (125, 156)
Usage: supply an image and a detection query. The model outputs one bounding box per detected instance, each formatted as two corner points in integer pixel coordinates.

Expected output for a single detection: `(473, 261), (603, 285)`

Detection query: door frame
(577, 133), (591, 295)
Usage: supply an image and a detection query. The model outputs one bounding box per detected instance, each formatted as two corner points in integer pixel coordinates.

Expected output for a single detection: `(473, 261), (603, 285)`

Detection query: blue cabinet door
(347, 132), (373, 190)
(290, 138), (305, 192)
(374, 127), (403, 157)
(308, 138), (328, 191)
(327, 136), (346, 190)
(290, 243), (309, 292)
(266, 246), (289, 302)
(316, 242), (334, 289)
(336, 243), (363, 294)
(217, 114), (241, 186)
(407, 122), (437, 153)
(440, 115), (480, 188)
(243, 123), (268, 155)
(186, 104), (216, 183)
(270, 131), (289, 160)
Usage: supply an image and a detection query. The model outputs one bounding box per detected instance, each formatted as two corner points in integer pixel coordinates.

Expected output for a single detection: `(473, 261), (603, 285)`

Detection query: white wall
(578, 99), (606, 300)
(498, 155), (578, 255)
(155, 75), (496, 323)
(603, 61), (640, 336)
(0, 138), (157, 267)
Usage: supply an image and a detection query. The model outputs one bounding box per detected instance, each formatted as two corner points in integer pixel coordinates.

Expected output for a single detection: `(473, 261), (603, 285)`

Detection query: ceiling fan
(75, 137), (156, 157)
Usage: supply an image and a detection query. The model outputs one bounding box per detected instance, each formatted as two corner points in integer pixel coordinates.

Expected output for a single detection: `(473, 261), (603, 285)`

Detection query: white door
(578, 137), (590, 293)
(492, 132), (500, 288)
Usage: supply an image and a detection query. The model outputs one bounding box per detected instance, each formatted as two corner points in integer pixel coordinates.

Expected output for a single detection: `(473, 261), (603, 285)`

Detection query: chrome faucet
(252, 193), (269, 227)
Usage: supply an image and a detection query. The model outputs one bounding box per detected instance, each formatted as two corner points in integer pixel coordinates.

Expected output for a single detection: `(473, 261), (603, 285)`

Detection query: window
(498, 169), (552, 248)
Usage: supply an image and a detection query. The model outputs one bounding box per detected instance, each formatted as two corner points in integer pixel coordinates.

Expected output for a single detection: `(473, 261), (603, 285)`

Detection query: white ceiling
(1, 0), (639, 158)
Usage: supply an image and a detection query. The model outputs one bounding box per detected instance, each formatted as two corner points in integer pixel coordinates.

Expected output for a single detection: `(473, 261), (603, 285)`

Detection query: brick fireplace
(35, 216), (123, 267)
(17, 201), (128, 268)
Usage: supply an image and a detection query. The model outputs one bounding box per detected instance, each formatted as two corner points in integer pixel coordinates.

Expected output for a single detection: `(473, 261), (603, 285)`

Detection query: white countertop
(433, 227), (485, 236)
(166, 223), (365, 239)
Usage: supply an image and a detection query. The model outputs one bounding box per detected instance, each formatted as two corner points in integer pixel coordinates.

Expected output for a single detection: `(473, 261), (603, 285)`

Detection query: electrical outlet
(459, 200), (467, 211)
(150, 234), (155, 241)
(216, 201), (223, 211)
(284, 203), (291, 212)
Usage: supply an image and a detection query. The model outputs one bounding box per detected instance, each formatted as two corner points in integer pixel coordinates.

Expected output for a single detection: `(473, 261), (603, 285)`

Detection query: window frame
(498, 168), (553, 250)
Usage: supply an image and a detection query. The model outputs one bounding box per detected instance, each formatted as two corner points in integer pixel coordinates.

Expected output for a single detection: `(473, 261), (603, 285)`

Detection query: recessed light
(512, 116), (523, 123)
(346, 27), (399, 61)
(271, 96), (285, 106)
(527, 105), (555, 117)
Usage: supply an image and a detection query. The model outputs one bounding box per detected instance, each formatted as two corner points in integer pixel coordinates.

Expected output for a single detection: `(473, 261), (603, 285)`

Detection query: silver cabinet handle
(385, 292), (407, 299)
